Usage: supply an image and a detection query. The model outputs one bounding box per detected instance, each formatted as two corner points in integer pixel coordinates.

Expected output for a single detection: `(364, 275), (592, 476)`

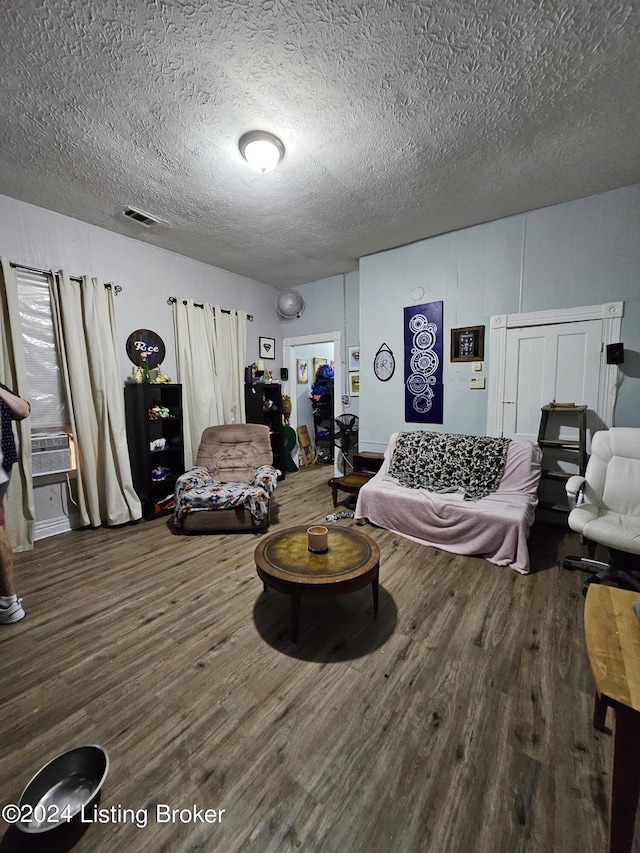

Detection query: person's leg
(0, 482), (25, 624)
(0, 524), (16, 596)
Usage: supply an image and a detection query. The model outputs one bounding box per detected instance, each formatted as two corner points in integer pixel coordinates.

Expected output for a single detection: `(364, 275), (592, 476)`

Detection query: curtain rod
(10, 262), (122, 293)
(167, 296), (253, 321)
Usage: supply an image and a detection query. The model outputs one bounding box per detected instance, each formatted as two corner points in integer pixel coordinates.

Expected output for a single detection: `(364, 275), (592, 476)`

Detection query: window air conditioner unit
(31, 433), (74, 477)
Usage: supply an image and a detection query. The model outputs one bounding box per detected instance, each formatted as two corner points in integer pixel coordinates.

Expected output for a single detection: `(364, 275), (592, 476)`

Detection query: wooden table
(328, 471), (374, 507)
(584, 584), (640, 853)
(328, 453), (385, 507)
(353, 452), (385, 474)
(254, 525), (380, 642)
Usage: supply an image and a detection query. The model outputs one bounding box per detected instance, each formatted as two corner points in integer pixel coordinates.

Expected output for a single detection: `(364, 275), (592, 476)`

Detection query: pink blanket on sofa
(355, 433), (542, 573)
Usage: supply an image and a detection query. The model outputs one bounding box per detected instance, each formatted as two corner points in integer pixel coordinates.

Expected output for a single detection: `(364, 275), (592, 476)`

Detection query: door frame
(282, 331), (342, 477)
(487, 301), (623, 436)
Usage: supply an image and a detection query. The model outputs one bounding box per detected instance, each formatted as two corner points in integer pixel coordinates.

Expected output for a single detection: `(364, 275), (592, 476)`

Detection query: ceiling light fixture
(239, 131), (285, 173)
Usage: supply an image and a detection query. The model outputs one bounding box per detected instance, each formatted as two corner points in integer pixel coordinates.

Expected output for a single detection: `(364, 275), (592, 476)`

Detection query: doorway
(282, 331), (342, 477)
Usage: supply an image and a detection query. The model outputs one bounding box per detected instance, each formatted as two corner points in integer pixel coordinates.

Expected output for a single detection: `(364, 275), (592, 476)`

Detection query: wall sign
(126, 329), (166, 367)
(404, 301), (443, 424)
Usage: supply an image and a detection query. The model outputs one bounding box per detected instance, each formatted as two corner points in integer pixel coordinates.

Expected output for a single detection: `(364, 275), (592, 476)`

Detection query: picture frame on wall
(313, 357), (327, 380)
(297, 359), (308, 384)
(450, 325), (485, 362)
(348, 345), (360, 371)
(259, 336), (276, 359)
(349, 372), (360, 396)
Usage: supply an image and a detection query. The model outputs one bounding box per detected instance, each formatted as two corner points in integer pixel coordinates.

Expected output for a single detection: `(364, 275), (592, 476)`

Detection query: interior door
(502, 320), (603, 446)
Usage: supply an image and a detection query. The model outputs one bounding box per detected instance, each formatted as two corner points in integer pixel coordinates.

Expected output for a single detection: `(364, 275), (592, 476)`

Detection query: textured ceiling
(1, 1), (639, 288)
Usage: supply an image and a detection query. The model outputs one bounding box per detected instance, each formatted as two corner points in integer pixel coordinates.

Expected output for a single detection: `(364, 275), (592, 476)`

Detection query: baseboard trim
(35, 516), (73, 541)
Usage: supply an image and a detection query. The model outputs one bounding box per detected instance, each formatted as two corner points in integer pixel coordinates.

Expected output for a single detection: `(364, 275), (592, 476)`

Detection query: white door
(488, 303), (623, 522)
(502, 320), (603, 445)
(503, 320), (605, 518)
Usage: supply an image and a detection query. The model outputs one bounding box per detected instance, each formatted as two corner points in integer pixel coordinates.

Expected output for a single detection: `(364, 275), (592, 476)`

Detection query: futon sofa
(355, 431), (542, 573)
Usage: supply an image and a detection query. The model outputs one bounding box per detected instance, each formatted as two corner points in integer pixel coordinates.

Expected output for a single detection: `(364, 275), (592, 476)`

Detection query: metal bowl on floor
(16, 744), (109, 834)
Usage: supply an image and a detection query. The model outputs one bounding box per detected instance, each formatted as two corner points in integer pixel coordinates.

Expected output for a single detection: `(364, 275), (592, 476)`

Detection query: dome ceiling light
(239, 131), (285, 173)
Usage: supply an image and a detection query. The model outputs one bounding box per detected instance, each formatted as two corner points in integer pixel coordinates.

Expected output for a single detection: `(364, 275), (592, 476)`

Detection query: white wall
(0, 194), (279, 536)
(0, 195), (280, 382)
(279, 272), (360, 408)
(358, 184), (640, 451)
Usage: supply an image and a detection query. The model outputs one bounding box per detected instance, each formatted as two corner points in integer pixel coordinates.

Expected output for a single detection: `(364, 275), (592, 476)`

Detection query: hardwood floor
(0, 464), (629, 852)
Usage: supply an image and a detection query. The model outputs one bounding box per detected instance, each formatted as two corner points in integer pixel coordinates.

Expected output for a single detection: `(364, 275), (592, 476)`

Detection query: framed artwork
(404, 301), (443, 424)
(313, 356), (327, 380)
(259, 336), (276, 360)
(349, 372), (360, 396)
(297, 359), (308, 384)
(348, 346), (360, 371)
(451, 325), (485, 362)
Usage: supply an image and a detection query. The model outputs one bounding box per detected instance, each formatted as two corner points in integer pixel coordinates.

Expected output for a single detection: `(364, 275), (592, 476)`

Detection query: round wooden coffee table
(254, 525), (380, 642)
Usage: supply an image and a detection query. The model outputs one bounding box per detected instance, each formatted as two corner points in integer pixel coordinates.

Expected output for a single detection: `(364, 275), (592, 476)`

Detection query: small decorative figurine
(154, 365), (172, 384)
(148, 405), (170, 419)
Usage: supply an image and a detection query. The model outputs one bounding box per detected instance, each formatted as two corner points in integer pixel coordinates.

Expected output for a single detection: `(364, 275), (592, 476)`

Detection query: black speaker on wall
(280, 367), (289, 381)
(606, 342), (624, 365)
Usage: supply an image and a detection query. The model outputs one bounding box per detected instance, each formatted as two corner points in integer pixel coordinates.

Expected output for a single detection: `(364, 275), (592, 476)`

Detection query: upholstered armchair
(563, 428), (640, 593)
(173, 424), (280, 533)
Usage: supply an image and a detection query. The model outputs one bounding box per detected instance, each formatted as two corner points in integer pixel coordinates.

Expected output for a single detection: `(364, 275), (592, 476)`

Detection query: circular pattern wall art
(407, 313), (438, 415)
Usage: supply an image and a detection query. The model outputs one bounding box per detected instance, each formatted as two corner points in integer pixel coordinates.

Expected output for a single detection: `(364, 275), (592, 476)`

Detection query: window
(16, 269), (70, 433)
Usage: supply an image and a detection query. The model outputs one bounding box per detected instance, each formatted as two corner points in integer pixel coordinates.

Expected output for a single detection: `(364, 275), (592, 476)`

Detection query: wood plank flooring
(0, 464), (632, 852)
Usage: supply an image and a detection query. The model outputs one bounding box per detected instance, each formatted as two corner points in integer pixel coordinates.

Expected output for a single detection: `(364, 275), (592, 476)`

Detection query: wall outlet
(469, 377), (486, 389)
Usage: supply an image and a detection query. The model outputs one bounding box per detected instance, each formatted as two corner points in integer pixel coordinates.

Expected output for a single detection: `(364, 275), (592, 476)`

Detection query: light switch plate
(471, 361), (483, 372)
(469, 377), (486, 389)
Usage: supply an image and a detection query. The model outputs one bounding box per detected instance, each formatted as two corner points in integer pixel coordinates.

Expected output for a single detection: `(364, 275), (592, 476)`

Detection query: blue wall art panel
(404, 301), (443, 424)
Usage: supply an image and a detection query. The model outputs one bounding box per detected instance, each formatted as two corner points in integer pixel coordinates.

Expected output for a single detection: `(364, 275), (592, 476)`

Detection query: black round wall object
(126, 329), (166, 368)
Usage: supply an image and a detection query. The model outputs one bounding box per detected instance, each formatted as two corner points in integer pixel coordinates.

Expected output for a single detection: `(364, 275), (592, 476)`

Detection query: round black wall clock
(373, 343), (395, 381)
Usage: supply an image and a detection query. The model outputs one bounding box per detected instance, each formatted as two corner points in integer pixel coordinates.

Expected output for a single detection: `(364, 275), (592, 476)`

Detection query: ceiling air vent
(121, 206), (160, 227)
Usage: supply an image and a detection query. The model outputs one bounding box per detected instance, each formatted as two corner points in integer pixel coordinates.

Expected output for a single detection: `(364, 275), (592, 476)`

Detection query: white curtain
(173, 299), (247, 468)
(0, 259), (35, 550)
(214, 306), (248, 425)
(49, 272), (141, 526)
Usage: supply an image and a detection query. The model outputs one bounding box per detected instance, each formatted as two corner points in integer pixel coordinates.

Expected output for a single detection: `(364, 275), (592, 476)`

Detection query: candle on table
(307, 525), (328, 552)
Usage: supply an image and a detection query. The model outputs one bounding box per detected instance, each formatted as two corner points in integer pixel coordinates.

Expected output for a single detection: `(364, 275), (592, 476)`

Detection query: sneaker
(0, 598), (25, 624)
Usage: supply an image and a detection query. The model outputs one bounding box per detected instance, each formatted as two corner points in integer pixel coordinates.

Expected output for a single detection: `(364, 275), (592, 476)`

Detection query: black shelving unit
(310, 367), (334, 464)
(312, 393), (334, 463)
(244, 382), (285, 479)
(124, 383), (185, 520)
(536, 403), (587, 515)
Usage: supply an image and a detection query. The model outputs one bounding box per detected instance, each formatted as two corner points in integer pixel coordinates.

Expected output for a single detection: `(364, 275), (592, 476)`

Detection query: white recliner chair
(563, 428), (640, 594)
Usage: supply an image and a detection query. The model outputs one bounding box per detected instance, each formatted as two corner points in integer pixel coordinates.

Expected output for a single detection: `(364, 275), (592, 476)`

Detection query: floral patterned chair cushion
(174, 464), (279, 529)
